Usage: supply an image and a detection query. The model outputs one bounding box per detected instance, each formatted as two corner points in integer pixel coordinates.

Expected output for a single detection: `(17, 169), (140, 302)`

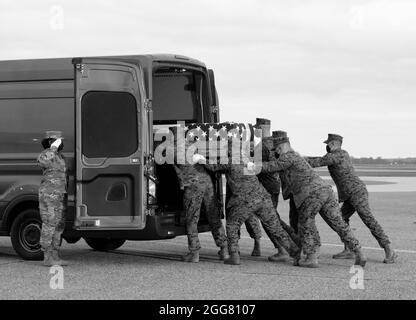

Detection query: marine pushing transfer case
(0, 54), (222, 260)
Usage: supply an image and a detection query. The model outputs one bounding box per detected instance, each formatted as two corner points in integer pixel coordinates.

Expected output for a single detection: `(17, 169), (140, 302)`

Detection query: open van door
(73, 58), (147, 230)
(208, 69), (219, 122)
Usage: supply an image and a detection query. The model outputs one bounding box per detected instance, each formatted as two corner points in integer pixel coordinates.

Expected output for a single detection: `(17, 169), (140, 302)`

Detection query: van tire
(84, 238), (126, 251)
(10, 209), (43, 261)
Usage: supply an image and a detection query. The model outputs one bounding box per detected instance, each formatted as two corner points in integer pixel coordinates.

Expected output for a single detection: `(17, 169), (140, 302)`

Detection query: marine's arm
(37, 148), (58, 167)
(260, 155), (293, 173)
(306, 153), (339, 168)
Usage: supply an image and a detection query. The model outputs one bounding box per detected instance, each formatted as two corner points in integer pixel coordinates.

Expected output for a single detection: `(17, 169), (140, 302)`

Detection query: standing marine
(273, 131), (299, 234)
(38, 131), (68, 266)
(167, 127), (229, 263)
(249, 131), (367, 268)
(201, 140), (301, 266)
(238, 118), (282, 257)
(307, 134), (397, 263)
(254, 120), (300, 262)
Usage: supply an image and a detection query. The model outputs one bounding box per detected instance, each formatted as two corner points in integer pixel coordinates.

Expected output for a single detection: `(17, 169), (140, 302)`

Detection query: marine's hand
(192, 153), (206, 164)
(51, 138), (62, 150)
(246, 161), (256, 172)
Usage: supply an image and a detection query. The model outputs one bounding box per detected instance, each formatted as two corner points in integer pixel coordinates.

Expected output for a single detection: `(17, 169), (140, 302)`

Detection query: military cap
(323, 133), (343, 144)
(44, 130), (64, 139)
(272, 130), (290, 147)
(255, 118), (271, 126)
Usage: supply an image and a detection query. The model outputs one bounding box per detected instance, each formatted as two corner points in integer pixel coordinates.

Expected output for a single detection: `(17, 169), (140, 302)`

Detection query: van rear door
(73, 59), (146, 230)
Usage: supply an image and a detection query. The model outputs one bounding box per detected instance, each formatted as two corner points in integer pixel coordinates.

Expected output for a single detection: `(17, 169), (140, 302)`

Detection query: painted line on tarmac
(128, 234), (416, 255)
(197, 234), (416, 254)
(320, 242), (416, 254)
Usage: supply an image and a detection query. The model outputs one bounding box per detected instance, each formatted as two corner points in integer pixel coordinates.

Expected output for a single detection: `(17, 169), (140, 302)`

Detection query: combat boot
(251, 239), (261, 257)
(224, 252), (241, 265)
(354, 248), (367, 267)
(292, 252), (301, 266)
(333, 245), (355, 259)
(268, 248), (291, 263)
(299, 253), (319, 268)
(218, 246), (230, 261)
(52, 249), (69, 266)
(383, 244), (398, 264)
(182, 251), (199, 263)
(42, 248), (56, 267)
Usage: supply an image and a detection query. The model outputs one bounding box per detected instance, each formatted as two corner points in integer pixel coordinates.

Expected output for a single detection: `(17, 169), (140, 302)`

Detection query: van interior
(152, 66), (214, 225)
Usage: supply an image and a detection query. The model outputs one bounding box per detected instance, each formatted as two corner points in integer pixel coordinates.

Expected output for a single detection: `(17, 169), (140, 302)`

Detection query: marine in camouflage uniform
(38, 131), (68, 266)
(174, 163), (228, 262)
(234, 119), (299, 260)
(260, 134), (301, 262)
(166, 135), (228, 263)
(307, 134), (397, 263)
(226, 183), (262, 255)
(204, 154), (301, 266)
(255, 131), (367, 268)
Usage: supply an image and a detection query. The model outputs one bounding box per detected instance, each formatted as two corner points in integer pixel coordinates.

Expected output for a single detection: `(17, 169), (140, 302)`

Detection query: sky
(0, 0), (415, 158)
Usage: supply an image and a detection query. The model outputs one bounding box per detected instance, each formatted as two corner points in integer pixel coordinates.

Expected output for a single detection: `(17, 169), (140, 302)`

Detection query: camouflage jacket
(173, 164), (211, 190)
(37, 148), (67, 194)
(306, 149), (366, 202)
(205, 163), (270, 209)
(261, 151), (331, 208)
(256, 143), (281, 195)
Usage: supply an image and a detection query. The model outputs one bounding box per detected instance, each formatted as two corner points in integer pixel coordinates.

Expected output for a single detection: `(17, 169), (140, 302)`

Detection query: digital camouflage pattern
(174, 164), (227, 252)
(256, 142), (281, 200)
(244, 215), (262, 240)
(37, 148), (67, 251)
(39, 192), (65, 250)
(205, 163), (300, 256)
(261, 151), (328, 209)
(298, 188), (361, 255)
(261, 151), (362, 254)
(341, 187), (390, 247)
(307, 149), (390, 247)
(268, 151), (300, 234)
(38, 149), (67, 194)
(230, 143), (299, 245)
(226, 182), (262, 240)
(307, 149), (365, 202)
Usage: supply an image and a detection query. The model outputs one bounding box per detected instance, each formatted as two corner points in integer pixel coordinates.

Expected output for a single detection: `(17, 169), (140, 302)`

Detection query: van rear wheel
(10, 209), (43, 261)
(84, 238), (126, 251)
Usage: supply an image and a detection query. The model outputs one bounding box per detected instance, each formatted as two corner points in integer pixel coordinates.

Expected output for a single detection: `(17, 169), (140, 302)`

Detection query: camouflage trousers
(298, 188), (361, 255)
(226, 194), (300, 256)
(39, 191), (66, 251)
(244, 193), (279, 240)
(184, 180), (227, 252)
(244, 193), (300, 247)
(341, 188), (390, 248)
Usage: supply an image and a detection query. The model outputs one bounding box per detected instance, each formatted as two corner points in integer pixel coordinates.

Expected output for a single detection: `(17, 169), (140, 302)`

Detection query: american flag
(184, 122), (256, 143)
(169, 122), (259, 163)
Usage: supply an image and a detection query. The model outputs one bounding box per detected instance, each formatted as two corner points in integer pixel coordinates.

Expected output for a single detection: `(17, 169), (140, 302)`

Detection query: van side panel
(0, 76), (75, 233)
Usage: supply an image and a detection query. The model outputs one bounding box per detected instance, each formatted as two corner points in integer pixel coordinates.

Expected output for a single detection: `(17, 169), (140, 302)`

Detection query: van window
(0, 98), (74, 154)
(152, 68), (210, 124)
(81, 91), (138, 158)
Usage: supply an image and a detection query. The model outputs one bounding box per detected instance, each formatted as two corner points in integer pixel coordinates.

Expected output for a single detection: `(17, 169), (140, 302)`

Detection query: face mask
(326, 145), (332, 153)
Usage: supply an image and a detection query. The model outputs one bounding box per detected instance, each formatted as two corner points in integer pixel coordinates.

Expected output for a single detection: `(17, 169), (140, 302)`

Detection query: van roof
(0, 54), (206, 82)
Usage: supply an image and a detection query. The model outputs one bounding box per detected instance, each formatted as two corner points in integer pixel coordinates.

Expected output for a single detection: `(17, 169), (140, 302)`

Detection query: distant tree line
(351, 157), (416, 165)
